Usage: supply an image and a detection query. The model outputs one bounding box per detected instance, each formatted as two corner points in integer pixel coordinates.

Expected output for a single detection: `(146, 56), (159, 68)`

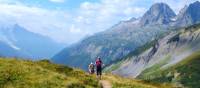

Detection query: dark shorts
(96, 66), (102, 75)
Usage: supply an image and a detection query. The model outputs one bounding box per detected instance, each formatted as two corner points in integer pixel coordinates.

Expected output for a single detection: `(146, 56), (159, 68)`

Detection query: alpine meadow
(0, 0), (200, 88)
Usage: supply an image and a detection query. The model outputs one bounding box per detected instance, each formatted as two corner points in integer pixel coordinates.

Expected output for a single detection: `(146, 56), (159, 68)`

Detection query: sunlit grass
(0, 58), (100, 88)
(103, 74), (173, 88)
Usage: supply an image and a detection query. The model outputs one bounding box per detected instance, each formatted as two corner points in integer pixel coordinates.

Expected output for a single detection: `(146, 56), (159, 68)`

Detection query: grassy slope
(103, 74), (172, 88)
(137, 51), (200, 88)
(0, 58), (174, 88)
(137, 55), (171, 79)
(0, 58), (99, 88)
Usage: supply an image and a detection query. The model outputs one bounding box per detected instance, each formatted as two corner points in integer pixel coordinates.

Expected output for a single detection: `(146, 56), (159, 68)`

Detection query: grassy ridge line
(0, 58), (99, 88)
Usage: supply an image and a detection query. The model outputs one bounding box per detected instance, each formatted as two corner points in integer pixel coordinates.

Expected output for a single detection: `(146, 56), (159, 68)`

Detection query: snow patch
(132, 19), (140, 24)
(171, 17), (177, 21)
(7, 41), (20, 50)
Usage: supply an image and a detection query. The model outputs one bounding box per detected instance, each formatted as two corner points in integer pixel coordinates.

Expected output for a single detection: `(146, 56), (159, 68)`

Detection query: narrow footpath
(100, 80), (112, 88)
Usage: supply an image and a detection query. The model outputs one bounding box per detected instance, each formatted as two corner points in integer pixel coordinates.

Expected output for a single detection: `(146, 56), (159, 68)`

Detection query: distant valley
(0, 24), (65, 60)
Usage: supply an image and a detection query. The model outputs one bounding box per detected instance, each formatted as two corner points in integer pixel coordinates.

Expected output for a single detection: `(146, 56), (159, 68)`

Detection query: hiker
(88, 62), (95, 74)
(95, 57), (103, 79)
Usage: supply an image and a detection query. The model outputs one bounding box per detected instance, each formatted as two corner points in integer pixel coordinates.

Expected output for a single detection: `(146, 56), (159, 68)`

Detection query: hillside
(0, 58), (175, 88)
(0, 58), (99, 88)
(104, 22), (200, 88)
(102, 74), (173, 88)
(103, 40), (158, 73)
(138, 51), (200, 88)
(0, 41), (30, 58)
(107, 23), (200, 78)
(0, 24), (64, 59)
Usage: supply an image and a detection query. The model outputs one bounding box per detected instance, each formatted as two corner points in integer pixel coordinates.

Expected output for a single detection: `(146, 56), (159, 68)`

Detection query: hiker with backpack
(88, 62), (95, 74)
(95, 57), (103, 79)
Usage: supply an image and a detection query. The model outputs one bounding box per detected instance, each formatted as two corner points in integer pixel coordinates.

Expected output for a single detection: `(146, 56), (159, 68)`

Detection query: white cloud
(0, 0), (199, 45)
(49, 0), (65, 3)
(66, 0), (200, 44)
(0, 3), (73, 44)
(69, 25), (82, 34)
(72, 0), (146, 34)
(0, 0), (147, 44)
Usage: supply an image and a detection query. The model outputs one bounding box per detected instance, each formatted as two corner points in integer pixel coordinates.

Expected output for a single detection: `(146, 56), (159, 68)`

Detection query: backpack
(96, 60), (102, 67)
(89, 64), (94, 69)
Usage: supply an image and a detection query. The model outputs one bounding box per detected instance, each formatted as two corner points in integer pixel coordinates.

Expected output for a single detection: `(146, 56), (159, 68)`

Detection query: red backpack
(96, 60), (102, 67)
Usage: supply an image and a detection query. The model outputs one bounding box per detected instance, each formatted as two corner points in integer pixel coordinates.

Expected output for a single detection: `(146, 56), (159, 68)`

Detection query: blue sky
(0, 0), (199, 44)
(16, 0), (98, 10)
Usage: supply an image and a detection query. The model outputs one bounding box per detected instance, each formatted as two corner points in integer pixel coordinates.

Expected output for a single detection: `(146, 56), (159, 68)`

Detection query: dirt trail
(100, 80), (112, 88)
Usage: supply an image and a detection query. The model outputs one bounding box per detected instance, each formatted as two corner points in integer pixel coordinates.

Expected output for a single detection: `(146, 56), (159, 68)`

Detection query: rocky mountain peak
(176, 1), (200, 26)
(140, 2), (176, 26)
(187, 1), (200, 23)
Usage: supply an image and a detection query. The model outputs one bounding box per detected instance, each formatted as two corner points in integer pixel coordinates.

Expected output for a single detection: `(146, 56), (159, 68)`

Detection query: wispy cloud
(49, 0), (66, 3)
(71, 0), (146, 34)
(0, 3), (72, 43)
(0, 0), (147, 44)
(0, 0), (199, 44)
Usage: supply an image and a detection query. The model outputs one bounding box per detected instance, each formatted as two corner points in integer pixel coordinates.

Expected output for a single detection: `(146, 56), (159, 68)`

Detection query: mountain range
(51, 1), (200, 70)
(0, 24), (65, 59)
(105, 22), (200, 88)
